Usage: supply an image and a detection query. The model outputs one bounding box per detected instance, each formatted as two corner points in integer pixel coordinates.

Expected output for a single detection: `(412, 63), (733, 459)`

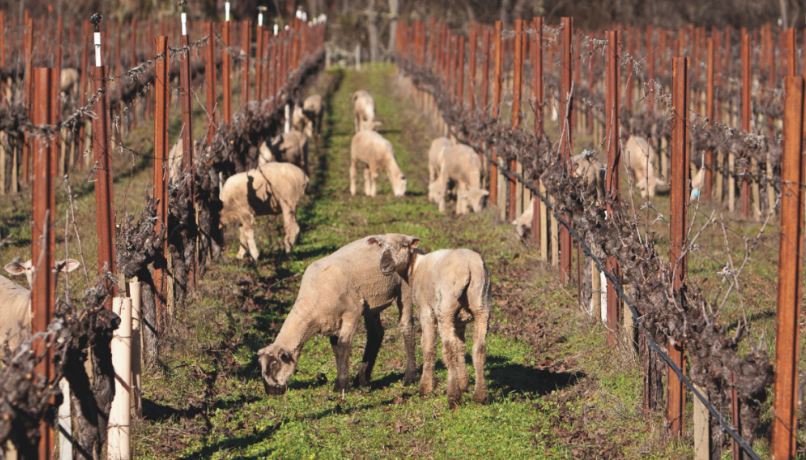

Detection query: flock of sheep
(0, 79), (707, 407)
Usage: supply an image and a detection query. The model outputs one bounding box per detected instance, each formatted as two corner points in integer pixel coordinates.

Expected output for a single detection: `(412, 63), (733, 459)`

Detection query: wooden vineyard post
(205, 21), (217, 143)
(532, 17), (547, 262)
(52, 16), (63, 176)
(179, 10), (197, 288)
(704, 36), (715, 201)
(22, 16), (33, 185)
(92, 18), (116, 289)
(76, 21), (90, 171)
(668, 56), (688, 438)
(771, 75), (805, 460)
(153, 35), (169, 335)
(509, 19), (523, 222)
(489, 21), (502, 208)
(740, 29), (751, 219)
(223, 13), (232, 124)
(468, 25), (477, 111)
(605, 30), (621, 346)
(241, 20), (251, 107)
(559, 17), (573, 285)
(256, 10), (265, 100)
(31, 66), (55, 460)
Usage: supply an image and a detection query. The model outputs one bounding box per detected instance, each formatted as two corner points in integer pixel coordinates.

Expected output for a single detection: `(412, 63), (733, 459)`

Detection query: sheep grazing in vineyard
(427, 137), (453, 203)
(349, 130), (407, 197)
(409, 248), (491, 407)
(624, 135), (668, 198)
(60, 68), (80, 97)
(219, 162), (308, 257)
(352, 89), (380, 132)
(1, 259), (80, 357)
(259, 129), (309, 172)
(431, 143), (488, 215)
(258, 234), (420, 394)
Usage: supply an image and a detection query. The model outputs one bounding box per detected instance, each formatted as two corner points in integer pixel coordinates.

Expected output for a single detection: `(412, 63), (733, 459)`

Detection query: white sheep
(60, 68), (80, 96)
(219, 162), (308, 257)
(409, 248), (491, 407)
(350, 130), (407, 197)
(432, 144), (488, 214)
(1, 259), (80, 357)
(257, 234), (420, 393)
(625, 135), (668, 198)
(259, 129), (308, 172)
(352, 90), (380, 132)
(427, 137), (452, 203)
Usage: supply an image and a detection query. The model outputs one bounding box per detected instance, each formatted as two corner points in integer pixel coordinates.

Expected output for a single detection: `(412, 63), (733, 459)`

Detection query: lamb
(349, 130), (407, 197)
(427, 137), (453, 203)
(353, 90), (380, 132)
(219, 161), (308, 257)
(259, 129), (309, 172)
(431, 143), (488, 214)
(1, 259), (80, 357)
(408, 248), (491, 407)
(512, 198), (535, 239)
(258, 234), (420, 394)
(303, 94), (323, 135)
(60, 68), (80, 96)
(624, 135), (668, 198)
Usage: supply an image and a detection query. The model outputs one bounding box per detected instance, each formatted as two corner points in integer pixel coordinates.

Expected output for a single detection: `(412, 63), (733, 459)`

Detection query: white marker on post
(274, 24), (279, 36)
(225, 2), (231, 21)
(94, 32), (102, 67)
(181, 12), (187, 36)
(258, 13), (263, 27)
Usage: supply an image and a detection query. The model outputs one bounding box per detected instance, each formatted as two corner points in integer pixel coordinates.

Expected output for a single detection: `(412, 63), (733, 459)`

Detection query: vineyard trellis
(0, 6), (326, 459)
(395, 15), (806, 459)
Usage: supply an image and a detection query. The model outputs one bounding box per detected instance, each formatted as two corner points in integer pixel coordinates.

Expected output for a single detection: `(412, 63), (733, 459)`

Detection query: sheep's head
(428, 181), (444, 204)
(457, 188), (489, 214)
(392, 173), (407, 197)
(367, 234), (420, 276)
(258, 344), (298, 395)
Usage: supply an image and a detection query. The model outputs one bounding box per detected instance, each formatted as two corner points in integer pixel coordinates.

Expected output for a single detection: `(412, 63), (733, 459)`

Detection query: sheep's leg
(397, 297), (417, 385)
(350, 159), (358, 196)
(419, 309), (437, 395)
(236, 226), (248, 259)
(437, 312), (462, 408)
(454, 320), (469, 393)
(280, 202), (299, 253)
(363, 168), (372, 196)
(354, 313), (384, 387)
(332, 321), (356, 392)
(471, 309), (489, 403)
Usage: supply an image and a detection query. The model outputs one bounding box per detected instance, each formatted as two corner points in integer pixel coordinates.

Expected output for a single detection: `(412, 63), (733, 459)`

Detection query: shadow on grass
(142, 394), (261, 422)
(487, 354), (584, 396)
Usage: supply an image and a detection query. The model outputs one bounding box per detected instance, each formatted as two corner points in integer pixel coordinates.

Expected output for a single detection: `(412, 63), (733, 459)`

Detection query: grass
(128, 64), (685, 458)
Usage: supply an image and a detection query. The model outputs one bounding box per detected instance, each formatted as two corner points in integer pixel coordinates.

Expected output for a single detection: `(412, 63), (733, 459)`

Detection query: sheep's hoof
(419, 382), (434, 396)
(472, 388), (489, 404)
(333, 378), (350, 392)
(447, 395), (461, 410)
(353, 363), (370, 387)
(403, 371), (417, 386)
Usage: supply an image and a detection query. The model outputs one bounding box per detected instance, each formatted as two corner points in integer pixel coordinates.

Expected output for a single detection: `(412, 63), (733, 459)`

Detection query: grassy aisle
(134, 65), (683, 459)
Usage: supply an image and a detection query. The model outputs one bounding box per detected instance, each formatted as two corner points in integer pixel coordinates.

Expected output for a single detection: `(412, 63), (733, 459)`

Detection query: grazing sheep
(60, 68), (80, 96)
(258, 234), (420, 394)
(1, 259), (80, 356)
(409, 248), (491, 407)
(352, 90), (380, 132)
(625, 135), (668, 198)
(512, 198), (536, 239)
(303, 94), (323, 135)
(257, 129), (308, 171)
(427, 137), (453, 203)
(350, 130), (407, 197)
(432, 144), (488, 214)
(220, 162), (308, 257)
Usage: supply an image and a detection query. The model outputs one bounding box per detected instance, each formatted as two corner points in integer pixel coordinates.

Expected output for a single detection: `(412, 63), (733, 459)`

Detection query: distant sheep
(352, 90), (380, 132)
(350, 130), (407, 197)
(625, 135), (668, 198)
(431, 144), (488, 214)
(259, 129), (309, 172)
(427, 137), (452, 203)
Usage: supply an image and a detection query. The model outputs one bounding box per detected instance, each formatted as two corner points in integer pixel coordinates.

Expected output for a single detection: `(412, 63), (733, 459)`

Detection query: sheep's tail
(467, 256), (491, 317)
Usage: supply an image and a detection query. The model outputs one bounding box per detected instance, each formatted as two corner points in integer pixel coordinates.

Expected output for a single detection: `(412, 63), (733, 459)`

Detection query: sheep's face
(458, 188), (489, 213)
(258, 344), (297, 395)
(392, 174), (407, 197)
(368, 234), (420, 276)
(428, 181), (444, 203)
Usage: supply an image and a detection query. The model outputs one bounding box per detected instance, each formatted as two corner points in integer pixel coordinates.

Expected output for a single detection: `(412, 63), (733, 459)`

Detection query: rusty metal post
(52, 17), (63, 175)
(490, 21), (502, 205)
(531, 17), (544, 249)
(179, 11), (196, 288)
(785, 29), (795, 77)
(31, 66), (55, 460)
(256, 16), (264, 100)
(91, 23), (116, 284)
(153, 35), (169, 332)
(22, 16), (33, 184)
(241, 20), (251, 107)
(668, 56), (689, 438)
(222, 19), (232, 124)
(740, 29), (751, 218)
(771, 74), (805, 460)
(559, 17), (573, 284)
(468, 25), (477, 111)
(481, 27), (491, 112)
(205, 22), (217, 143)
(509, 19), (524, 222)
(76, 21), (90, 170)
(457, 35), (465, 109)
(605, 30), (620, 346)
(647, 26), (655, 113)
(705, 37), (715, 200)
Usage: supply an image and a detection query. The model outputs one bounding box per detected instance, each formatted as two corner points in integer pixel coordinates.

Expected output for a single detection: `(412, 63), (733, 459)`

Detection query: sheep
(624, 135), (668, 198)
(349, 130), (407, 197)
(352, 90), (380, 132)
(219, 162), (308, 257)
(303, 94), (323, 135)
(1, 259), (80, 356)
(60, 68), (80, 96)
(258, 234), (420, 394)
(291, 104), (311, 139)
(512, 198), (536, 239)
(409, 248), (491, 407)
(259, 129), (308, 171)
(432, 143), (488, 214)
(427, 137), (453, 203)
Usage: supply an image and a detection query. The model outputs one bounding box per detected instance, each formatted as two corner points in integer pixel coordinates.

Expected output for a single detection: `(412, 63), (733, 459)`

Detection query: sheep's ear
(407, 237), (420, 248)
(367, 236), (384, 247)
(4, 259), (27, 276)
(57, 259), (81, 273)
(481, 190), (490, 196)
